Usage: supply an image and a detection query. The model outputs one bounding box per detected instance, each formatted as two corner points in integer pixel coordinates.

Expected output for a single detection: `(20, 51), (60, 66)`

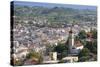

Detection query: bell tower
(68, 24), (74, 54)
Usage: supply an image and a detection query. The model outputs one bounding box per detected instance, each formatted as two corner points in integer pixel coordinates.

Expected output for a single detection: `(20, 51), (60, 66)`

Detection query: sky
(12, 1), (97, 10)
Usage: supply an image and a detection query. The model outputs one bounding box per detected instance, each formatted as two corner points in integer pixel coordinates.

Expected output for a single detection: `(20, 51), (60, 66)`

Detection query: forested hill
(13, 3), (97, 23)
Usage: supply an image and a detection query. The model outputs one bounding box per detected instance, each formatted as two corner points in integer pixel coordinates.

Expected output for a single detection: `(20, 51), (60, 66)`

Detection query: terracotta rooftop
(74, 41), (83, 47)
(87, 32), (93, 38)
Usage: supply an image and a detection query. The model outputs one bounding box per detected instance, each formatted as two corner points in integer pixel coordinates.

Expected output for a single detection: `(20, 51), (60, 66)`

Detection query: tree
(79, 48), (90, 57)
(85, 40), (97, 54)
(54, 43), (68, 59)
(78, 48), (90, 62)
(13, 59), (24, 66)
(91, 29), (97, 39)
(26, 51), (43, 63)
(78, 30), (87, 39)
(54, 43), (68, 53)
(75, 36), (80, 41)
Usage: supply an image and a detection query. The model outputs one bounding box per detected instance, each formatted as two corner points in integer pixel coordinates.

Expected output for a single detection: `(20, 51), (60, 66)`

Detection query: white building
(49, 52), (57, 61)
(62, 56), (78, 63)
(42, 52), (58, 64)
(13, 45), (29, 61)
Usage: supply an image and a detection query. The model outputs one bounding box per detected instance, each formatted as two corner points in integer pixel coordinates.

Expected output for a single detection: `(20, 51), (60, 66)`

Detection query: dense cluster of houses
(11, 20), (97, 64)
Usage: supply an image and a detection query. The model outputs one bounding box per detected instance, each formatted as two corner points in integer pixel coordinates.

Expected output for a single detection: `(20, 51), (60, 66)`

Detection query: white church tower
(68, 27), (75, 54)
(67, 24), (83, 55)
